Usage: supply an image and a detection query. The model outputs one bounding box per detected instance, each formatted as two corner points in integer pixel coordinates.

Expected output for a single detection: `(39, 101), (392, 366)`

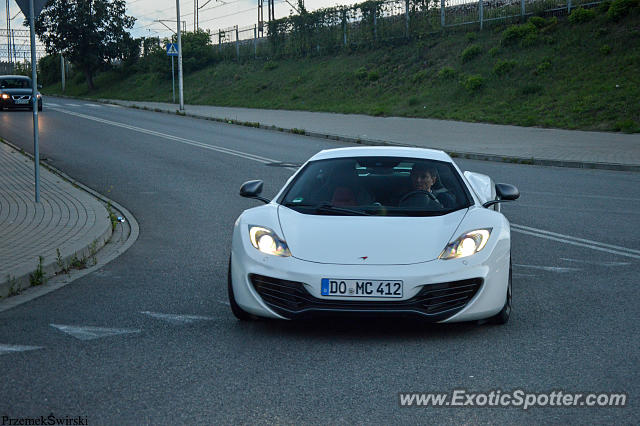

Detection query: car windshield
(279, 156), (472, 216)
(0, 78), (31, 89)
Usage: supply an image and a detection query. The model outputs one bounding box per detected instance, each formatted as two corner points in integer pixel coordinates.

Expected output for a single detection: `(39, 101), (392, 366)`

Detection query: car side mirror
(483, 183), (519, 208)
(239, 180), (270, 204)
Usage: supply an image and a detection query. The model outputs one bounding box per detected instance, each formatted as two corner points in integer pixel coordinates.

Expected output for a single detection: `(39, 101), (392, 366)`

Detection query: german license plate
(321, 279), (403, 298)
(14, 99), (29, 104)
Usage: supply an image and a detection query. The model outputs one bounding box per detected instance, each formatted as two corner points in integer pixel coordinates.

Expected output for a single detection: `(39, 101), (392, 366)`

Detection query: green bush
(461, 44), (483, 63)
(597, 1), (612, 13)
(465, 32), (478, 42)
(263, 61), (279, 71)
(600, 44), (612, 54)
(535, 60), (552, 74)
(502, 23), (537, 46)
(437, 66), (456, 79)
(608, 0), (639, 20)
(355, 66), (368, 80)
(520, 33), (540, 47)
(521, 84), (542, 95)
(569, 8), (597, 23)
(412, 69), (429, 83)
(489, 47), (500, 56)
(528, 16), (547, 28)
(462, 75), (485, 91)
(493, 59), (517, 76)
(614, 119), (640, 133)
(37, 55), (61, 86)
(367, 71), (380, 81)
(408, 96), (420, 106)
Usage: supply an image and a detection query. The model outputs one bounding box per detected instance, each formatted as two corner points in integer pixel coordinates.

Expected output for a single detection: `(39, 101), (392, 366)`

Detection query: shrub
(528, 16), (547, 28)
(408, 96), (420, 106)
(355, 67), (368, 80)
(569, 8), (597, 23)
(521, 84), (542, 95)
(535, 60), (552, 74)
(520, 33), (539, 47)
(489, 47), (500, 56)
(412, 69), (429, 83)
(597, 0), (612, 13)
(502, 23), (537, 46)
(493, 59), (517, 76)
(462, 75), (485, 91)
(367, 71), (380, 81)
(465, 32), (478, 42)
(437, 66), (456, 79)
(608, 0), (639, 20)
(461, 44), (483, 63)
(614, 119), (640, 133)
(600, 44), (612, 54)
(263, 61), (278, 71)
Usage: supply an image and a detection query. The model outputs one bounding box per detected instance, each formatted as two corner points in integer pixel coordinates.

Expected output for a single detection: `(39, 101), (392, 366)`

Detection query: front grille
(250, 274), (483, 320)
(11, 95), (30, 100)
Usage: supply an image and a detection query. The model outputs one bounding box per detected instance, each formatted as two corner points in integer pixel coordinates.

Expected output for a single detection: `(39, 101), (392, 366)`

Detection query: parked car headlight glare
(248, 225), (291, 257)
(1, 93), (8, 99)
(440, 229), (491, 259)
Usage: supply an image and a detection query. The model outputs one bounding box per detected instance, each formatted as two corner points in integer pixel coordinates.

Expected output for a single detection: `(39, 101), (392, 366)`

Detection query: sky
(1, 0), (363, 43)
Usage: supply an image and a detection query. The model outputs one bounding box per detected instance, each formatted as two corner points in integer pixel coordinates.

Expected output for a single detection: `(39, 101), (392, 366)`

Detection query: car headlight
(248, 225), (291, 257)
(439, 228), (491, 260)
(1, 93), (8, 100)
(37, 94), (41, 99)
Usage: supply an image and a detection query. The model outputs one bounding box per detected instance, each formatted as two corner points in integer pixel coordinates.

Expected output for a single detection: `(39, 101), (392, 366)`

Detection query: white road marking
(66, 103), (80, 107)
(84, 104), (100, 107)
(514, 264), (580, 273)
(50, 107), (281, 164)
(0, 344), (43, 355)
(524, 190), (640, 202)
(511, 224), (640, 260)
(141, 311), (214, 324)
(560, 257), (631, 267)
(47, 102), (60, 107)
(217, 300), (231, 306)
(512, 273), (537, 278)
(50, 324), (141, 340)
(105, 104), (123, 108)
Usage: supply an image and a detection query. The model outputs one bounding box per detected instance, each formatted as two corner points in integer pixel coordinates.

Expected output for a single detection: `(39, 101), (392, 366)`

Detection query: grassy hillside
(46, 8), (640, 133)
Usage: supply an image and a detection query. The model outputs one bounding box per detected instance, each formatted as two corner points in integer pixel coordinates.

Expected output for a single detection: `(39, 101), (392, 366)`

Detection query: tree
(33, 0), (136, 89)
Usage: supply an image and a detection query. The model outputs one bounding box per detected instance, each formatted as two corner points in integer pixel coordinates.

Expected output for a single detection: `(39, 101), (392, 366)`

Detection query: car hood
(277, 206), (468, 265)
(1, 88), (35, 96)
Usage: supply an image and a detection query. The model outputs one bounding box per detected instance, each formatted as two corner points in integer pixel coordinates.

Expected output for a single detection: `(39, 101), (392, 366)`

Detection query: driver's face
(412, 171), (435, 191)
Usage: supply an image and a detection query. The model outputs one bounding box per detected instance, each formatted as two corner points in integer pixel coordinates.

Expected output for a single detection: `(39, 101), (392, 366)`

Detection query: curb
(49, 95), (640, 173)
(0, 138), (139, 305)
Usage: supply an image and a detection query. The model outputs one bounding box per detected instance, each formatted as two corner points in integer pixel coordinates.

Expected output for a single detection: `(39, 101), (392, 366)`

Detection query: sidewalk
(0, 142), (112, 297)
(103, 99), (640, 172)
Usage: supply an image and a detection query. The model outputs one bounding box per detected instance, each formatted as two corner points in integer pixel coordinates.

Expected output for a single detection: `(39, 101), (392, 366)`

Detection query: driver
(399, 163), (443, 208)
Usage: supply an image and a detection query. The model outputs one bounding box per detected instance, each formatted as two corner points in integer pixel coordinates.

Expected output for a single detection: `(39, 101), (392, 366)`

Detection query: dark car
(0, 75), (43, 111)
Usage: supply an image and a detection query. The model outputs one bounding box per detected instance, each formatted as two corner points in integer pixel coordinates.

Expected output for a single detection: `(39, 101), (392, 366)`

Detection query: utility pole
(6, 0), (11, 65)
(60, 53), (65, 91)
(176, 0), (184, 111)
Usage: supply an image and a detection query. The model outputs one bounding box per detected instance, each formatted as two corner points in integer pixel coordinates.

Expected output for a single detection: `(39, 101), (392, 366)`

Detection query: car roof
(0, 75), (31, 80)
(308, 146), (453, 163)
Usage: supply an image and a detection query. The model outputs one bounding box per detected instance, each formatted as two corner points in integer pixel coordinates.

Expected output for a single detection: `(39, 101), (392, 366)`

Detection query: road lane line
(513, 264), (580, 273)
(511, 227), (640, 260)
(0, 344), (44, 355)
(141, 311), (214, 324)
(50, 107), (281, 164)
(511, 223), (640, 256)
(50, 324), (142, 340)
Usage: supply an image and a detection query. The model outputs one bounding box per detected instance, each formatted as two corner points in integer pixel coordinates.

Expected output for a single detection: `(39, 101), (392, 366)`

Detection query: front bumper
(230, 233), (510, 323)
(1, 96), (41, 109)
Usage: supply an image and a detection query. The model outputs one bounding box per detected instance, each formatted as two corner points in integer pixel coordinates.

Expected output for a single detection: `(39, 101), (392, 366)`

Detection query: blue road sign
(166, 43), (179, 57)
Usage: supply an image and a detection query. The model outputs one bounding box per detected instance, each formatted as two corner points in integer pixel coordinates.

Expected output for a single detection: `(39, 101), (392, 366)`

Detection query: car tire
(228, 256), (255, 321)
(488, 257), (512, 325)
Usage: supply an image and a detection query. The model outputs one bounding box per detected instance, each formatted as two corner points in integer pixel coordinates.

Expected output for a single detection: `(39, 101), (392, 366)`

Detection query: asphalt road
(1, 98), (638, 424)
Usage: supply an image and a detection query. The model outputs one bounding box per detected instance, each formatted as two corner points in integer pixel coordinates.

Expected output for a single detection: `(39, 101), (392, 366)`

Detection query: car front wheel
(227, 256), (255, 321)
(488, 258), (512, 325)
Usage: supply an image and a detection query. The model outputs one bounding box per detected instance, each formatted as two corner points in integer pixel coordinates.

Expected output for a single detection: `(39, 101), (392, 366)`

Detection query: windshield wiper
(282, 202), (371, 216)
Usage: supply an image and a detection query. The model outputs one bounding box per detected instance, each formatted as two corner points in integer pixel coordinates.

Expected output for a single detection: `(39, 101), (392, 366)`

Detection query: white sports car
(229, 147), (519, 324)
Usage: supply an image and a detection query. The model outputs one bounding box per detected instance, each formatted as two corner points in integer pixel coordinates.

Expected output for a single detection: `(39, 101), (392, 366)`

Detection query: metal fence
(210, 0), (601, 60)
